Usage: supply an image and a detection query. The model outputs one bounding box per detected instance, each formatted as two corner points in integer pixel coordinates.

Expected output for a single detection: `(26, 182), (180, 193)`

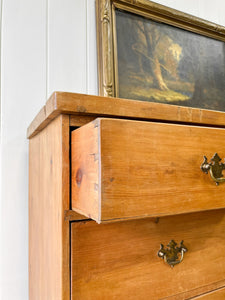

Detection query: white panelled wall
(0, 0), (225, 299)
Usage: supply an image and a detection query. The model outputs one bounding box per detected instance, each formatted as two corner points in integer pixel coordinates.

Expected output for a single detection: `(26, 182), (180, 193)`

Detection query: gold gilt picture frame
(96, 0), (225, 111)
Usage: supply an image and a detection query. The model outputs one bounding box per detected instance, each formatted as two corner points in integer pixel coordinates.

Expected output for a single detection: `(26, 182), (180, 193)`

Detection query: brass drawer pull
(158, 240), (187, 267)
(201, 153), (225, 185)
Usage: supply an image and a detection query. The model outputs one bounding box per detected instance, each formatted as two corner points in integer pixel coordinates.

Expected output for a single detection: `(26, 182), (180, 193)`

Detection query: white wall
(1, 0), (47, 299)
(153, 0), (225, 25)
(0, 0), (225, 299)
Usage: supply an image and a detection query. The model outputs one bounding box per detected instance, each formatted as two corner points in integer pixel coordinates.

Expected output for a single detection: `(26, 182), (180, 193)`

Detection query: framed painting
(96, 0), (225, 111)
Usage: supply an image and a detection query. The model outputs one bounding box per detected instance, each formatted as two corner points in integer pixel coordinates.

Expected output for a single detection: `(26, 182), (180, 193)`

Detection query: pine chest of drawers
(28, 92), (225, 299)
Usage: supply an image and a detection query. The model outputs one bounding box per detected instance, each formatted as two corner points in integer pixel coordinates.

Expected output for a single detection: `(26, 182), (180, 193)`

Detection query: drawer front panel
(72, 118), (225, 222)
(71, 210), (225, 300)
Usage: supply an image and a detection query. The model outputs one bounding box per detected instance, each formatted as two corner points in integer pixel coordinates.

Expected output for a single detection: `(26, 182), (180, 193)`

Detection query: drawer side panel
(71, 119), (100, 222)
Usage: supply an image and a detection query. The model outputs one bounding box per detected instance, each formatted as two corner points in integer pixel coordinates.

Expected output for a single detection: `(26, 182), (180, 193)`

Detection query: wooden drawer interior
(71, 118), (225, 223)
(71, 210), (225, 299)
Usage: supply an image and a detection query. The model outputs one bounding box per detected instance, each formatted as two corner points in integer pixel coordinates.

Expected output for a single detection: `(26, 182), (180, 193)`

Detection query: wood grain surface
(71, 210), (225, 300)
(163, 281), (225, 300)
(29, 115), (70, 300)
(27, 92), (225, 138)
(71, 120), (100, 220)
(72, 118), (225, 222)
(69, 115), (96, 128)
(192, 287), (225, 299)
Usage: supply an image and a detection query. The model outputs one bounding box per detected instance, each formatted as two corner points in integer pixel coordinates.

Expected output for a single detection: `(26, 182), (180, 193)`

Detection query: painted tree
(130, 19), (182, 91)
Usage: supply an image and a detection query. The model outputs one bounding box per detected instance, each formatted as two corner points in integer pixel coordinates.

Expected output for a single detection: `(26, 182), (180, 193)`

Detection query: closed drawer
(71, 118), (225, 223)
(71, 210), (225, 299)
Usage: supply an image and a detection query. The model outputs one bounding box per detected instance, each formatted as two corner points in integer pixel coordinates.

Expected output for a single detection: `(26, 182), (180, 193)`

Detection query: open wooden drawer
(71, 209), (225, 299)
(71, 118), (225, 223)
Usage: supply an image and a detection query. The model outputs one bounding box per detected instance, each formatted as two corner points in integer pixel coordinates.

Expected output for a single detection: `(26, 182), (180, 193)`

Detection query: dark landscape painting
(115, 9), (225, 111)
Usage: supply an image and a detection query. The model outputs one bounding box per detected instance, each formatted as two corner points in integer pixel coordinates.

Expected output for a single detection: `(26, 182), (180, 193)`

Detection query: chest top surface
(27, 91), (225, 139)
